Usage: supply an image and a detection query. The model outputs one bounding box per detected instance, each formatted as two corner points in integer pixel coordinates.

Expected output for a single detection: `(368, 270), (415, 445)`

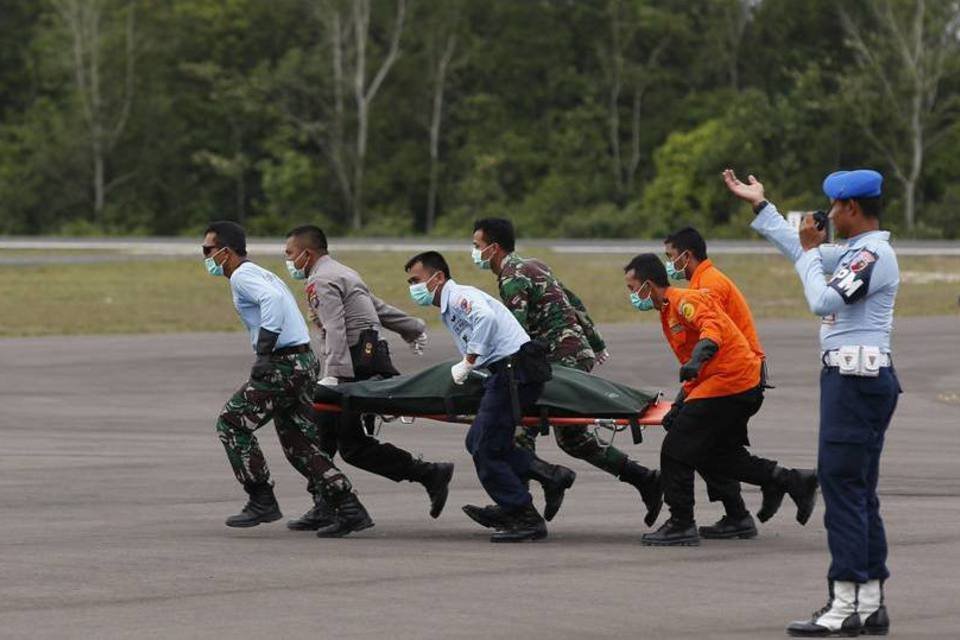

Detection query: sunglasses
(201, 244), (221, 257)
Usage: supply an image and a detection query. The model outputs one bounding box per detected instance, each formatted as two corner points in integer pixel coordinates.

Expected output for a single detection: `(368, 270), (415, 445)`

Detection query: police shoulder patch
(829, 249), (878, 304)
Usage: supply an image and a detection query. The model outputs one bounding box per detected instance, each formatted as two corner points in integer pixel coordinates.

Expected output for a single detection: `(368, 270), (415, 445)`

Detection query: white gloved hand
(318, 376), (339, 387)
(596, 349), (610, 365)
(409, 332), (428, 356)
(450, 358), (475, 385)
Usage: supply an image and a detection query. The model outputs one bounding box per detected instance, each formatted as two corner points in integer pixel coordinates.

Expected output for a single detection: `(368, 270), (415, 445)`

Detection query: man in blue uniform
(724, 169), (900, 636)
(404, 251), (566, 542)
(203, 221), (371, 538)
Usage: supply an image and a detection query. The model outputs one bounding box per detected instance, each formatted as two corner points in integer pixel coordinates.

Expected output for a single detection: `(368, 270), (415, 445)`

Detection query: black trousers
(314, 348), (424, 484)
(661, 387), (777, 525)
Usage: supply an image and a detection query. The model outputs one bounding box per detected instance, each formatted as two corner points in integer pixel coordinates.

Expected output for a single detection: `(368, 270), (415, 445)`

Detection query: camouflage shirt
(497, 253), (601, 368)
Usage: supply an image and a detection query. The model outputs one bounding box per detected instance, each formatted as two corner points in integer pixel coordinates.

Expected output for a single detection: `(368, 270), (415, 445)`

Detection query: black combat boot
(316, 491), (375, 538)
(286, 493), (337, 531)
(225, 482), (283, 528)
(414, 461), (455, 518)
(489, 504), (548, 543)
(462, 504), (509, 529)
(758, 466), (819, 525)
(527, 456), (576, 521)
(618, 462), (663, 526)
(640, 517), (700, 546)
(698, 513), (758, 539)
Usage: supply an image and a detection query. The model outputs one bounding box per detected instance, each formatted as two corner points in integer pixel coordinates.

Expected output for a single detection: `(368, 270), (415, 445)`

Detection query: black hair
(624, 253), (669, 287)
(286, 224), (328, 252)
(204, 221), (247, 256)
(848, 196), (882, 219)
(665, 226), (707, 260)
(405, 251), (451, 280)
(473, 218), (516, 252)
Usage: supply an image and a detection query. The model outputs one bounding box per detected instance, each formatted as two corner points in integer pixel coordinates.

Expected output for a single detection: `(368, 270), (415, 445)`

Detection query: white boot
(859, 579), (890, 636)
(787, 581), (862, 637)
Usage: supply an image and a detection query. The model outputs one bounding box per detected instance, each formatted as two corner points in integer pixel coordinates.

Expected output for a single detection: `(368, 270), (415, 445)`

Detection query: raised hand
(722, 168), (765, 206)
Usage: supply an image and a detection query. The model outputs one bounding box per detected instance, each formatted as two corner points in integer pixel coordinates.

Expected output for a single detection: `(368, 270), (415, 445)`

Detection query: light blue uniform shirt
(230, 262), (311, 351)
(751, 203), (899, 353)
(439, 279), (530, 368)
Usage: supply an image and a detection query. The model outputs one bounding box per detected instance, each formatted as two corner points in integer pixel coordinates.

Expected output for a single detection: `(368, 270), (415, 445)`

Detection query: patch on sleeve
(828, 249), (877, 304)
(680, 301), (696, 321)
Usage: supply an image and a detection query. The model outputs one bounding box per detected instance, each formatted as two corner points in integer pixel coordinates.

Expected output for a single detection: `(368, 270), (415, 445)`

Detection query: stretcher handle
(311, 401), (672, 427)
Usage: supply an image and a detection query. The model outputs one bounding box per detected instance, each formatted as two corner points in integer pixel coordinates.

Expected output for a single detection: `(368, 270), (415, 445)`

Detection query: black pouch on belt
(514, 340), (553, 384)
(352, 328), (400, 379)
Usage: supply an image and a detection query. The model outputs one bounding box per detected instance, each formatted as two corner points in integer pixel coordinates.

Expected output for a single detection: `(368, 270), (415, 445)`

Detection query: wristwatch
(753, 200), (769, 215)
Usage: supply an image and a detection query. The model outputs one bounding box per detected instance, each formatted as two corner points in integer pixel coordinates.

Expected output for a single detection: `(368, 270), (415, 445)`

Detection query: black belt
(486, 356), (514, 374)
(273, 344), (311, 357)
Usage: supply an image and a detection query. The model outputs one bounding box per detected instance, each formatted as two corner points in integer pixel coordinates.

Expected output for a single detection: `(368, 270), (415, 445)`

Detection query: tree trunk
(426, 34), (456, 232)
(607, 0), (624, 195)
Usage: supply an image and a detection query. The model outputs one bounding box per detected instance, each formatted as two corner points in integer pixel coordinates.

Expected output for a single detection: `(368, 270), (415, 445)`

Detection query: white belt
(822, 350), (890, 368)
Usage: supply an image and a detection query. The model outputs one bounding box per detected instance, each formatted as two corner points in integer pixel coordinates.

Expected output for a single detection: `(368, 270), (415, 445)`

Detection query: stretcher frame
(312, 396), (672, 446)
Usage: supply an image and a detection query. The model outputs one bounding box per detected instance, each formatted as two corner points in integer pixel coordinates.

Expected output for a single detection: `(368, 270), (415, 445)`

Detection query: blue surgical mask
(471, 245), (493, 270)
(204, 248), (226, 277)
(630, 290), (654, 311)
(285, 251), (308, 280)
(665, 252), (688, 281)
(409, 273), (439, 306)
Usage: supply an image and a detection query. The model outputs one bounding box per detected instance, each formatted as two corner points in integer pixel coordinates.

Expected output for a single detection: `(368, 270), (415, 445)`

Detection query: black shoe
(698, 513), (757, 539)
(462, 504), (509, 529)
(861, 605), (890, 636)
(527, 457), (576, 521)
(489, 504), (548, 543)
(640, 518), (700, 546)
(287, 494), (337, 531)
(225, 482), (282, 528)
(316, 492), (375, 538)
(619, 462), (663, 527)
(759, 467), (819, 525)
(419, 462), (454, 519)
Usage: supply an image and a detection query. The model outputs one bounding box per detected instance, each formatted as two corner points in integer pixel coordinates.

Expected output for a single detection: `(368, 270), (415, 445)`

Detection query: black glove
(251, 328), (280, 380)
(661, 389), (685, 432)
(679, 338), (718, 382)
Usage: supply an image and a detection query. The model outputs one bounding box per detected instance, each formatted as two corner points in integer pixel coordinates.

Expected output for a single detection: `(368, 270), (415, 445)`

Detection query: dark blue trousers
(465, 362), (542, 511)
(819, 366), (899, 583)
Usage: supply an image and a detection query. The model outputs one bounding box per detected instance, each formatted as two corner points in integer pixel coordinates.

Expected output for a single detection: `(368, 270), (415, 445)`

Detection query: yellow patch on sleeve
(680, 301), (696, 321)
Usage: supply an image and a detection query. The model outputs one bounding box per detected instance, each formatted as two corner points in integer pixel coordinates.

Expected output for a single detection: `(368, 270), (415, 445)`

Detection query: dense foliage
(1, 0), (958, 238)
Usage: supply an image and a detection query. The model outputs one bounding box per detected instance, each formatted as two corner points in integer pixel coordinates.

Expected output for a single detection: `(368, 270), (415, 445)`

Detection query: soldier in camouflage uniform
(203, 221), (372, 538)
(464, 218), (663, 527)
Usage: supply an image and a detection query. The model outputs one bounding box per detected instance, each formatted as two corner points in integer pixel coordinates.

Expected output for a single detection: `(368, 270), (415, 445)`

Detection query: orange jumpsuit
(688, 259), (764, 360)
(659, 287), (760, 401)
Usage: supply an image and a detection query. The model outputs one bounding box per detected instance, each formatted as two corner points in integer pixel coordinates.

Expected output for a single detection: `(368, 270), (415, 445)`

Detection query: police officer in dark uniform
(724, 168), (900, 637)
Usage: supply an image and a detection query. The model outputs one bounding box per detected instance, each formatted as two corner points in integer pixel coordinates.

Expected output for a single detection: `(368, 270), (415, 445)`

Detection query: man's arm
(371, 293), (426, 341)
(500, 276), (531, 329)
(722, 168), (843, 271)
(751, 203), (845, 271)
(312, 279), (354, 379)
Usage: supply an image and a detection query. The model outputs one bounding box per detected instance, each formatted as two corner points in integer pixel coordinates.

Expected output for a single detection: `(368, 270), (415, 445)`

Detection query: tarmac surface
(1, 317), (958, 639)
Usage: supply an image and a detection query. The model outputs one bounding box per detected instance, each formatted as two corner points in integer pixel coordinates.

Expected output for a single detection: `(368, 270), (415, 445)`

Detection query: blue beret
(822, 169), (883, 199)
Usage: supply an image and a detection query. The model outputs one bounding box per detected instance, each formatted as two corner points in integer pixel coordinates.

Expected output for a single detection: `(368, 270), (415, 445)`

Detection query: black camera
(812, 210), (829, 231)
(811, 209), (832, 242)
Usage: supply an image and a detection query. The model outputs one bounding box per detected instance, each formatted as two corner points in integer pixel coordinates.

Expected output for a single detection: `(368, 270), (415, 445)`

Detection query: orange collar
(689, 258), (713, 285)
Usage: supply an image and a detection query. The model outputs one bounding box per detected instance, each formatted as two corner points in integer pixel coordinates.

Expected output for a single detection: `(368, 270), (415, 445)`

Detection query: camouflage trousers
(514, 354), (630, 476)
(215, 350), (351, 500)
